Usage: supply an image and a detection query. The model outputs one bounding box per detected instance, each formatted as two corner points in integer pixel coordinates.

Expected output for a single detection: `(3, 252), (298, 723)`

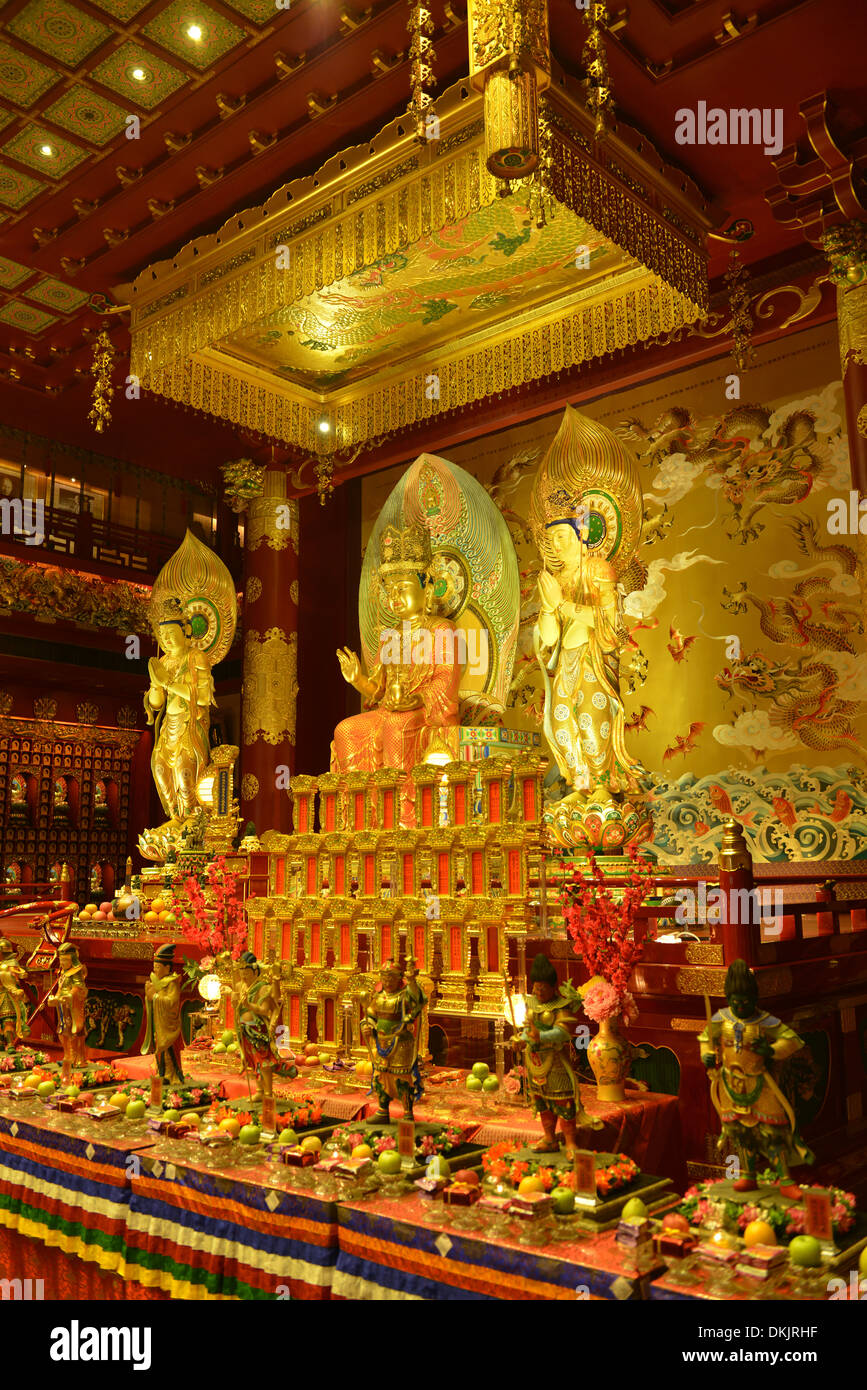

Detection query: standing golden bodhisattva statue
(140, 531), (237, 861)
(230, 951), (284, 1102)
(46, 943), (88, 1074)
(362, 957), (426, 1122)
(142, 942), (185, 1083)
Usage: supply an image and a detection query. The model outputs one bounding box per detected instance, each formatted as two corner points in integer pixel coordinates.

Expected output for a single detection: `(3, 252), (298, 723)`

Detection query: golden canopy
(128, 66), (711, 470)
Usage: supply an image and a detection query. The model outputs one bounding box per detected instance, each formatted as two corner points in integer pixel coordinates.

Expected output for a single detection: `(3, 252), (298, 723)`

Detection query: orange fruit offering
(743, 1220), (777, 1247)
(517, 1174), (545, 1195)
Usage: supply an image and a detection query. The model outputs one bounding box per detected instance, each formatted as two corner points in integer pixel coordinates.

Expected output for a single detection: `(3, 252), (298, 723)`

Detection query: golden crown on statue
(379, 522), (432, 575)
(542, 486), (585, 526)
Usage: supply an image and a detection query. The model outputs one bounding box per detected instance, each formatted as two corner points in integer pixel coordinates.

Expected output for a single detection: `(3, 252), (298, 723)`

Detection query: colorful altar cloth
(0, 1099), (154, 1280)
(122, 1145), (339, 1300)
(333, 1194), (663, 1301)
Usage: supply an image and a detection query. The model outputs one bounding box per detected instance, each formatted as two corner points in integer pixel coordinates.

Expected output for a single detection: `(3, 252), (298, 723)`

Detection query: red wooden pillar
(240, 469), (299, 835)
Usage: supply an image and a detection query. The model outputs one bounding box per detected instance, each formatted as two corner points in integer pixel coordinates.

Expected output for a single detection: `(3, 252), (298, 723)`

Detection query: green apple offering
(318, 1053), (330, 1065)
(162, 1109), (181, 1123)
(125, 1099), (147, 1120)
(212, 1042), (226, 1055)
(621, 1197), (649, 1220)
(238, 1124), (261, 1146)
(482, 1076), (499, 1092)
(36, 1080), (55, 1098)
(471, 1062), (490, 1081)
(465, 1075), (483, 1091)
(221, 1030), (235, 1047)
(277, 1128), (298, 1146)
(226, 1042), (239, 1054)
(551, 1187), (576, 1215)
(66, 1085), (80, 1099)
(378, 1151), (403, 1174)
(788, 1235), (823, 1268)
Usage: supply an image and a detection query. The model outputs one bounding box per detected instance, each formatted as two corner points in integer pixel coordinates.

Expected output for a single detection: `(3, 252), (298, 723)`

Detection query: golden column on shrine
(467, 0), (551, 179)
(239, 467), (299, 835)
(824, 223), (867, 494)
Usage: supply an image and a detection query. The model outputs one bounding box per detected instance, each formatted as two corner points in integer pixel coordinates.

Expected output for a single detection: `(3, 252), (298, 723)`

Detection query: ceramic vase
(587, 1014), (630, 1103)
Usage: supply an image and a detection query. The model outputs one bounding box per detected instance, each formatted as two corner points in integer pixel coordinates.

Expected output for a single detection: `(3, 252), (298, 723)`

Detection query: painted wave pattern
(647, 764), (867, 863)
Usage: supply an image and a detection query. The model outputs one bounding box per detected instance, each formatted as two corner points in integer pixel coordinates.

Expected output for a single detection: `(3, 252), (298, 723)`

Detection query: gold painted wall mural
(362, 321), (867, 860)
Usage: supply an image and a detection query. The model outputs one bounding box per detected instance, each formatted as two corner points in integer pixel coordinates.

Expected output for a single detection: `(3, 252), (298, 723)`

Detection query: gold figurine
(140, 532), (237, 861)
(46, 943), (88, 1075)
(362, 956), (426, 1121)
(0, 936), (29, 1049)
(529, 409), (651, 848)
(142, 943), (185, 1083)
(332, 523), (461, 825)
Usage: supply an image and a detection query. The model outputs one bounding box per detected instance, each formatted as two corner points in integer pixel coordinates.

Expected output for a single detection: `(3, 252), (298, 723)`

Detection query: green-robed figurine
(699, 958), (814, 1189)
(511, 953), (602, 1154)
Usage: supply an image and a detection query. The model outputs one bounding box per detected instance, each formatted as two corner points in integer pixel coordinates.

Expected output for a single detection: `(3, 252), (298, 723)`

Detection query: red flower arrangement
(562, 844), (654, 1014)
(481, 1143), (638, 1196)
(171, 856), (248, 960)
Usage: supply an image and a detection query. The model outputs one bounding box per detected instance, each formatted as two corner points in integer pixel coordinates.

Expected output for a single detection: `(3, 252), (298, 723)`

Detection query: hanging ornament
(467, 0), (551, 181)
(724, 250), (755, 372)
(583, 1), (615, 139)
(407, 1), (437, 142)
(87, 328), (115, 434)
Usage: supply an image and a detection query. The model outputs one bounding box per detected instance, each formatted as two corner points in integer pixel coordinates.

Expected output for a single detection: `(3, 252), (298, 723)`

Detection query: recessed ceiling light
(318, 418), (331, 434)
(131, 67), (147, 81)
(40, 144), (53, 157)
(187, 23), (203, 40)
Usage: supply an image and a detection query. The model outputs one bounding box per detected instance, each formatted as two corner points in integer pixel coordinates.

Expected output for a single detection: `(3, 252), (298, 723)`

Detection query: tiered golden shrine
(246, 752), (547, 1056)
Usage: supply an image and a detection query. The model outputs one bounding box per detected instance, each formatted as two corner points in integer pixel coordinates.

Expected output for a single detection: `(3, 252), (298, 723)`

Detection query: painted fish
(830, 790), (852, 822)
(708, 784), (733, 814)
(772, 795), (797, 830)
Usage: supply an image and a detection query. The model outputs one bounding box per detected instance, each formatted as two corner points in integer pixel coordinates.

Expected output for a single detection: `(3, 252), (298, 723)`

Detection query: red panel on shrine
(816, 911), (835, 937)
(403, 853), (414, 895)
(382, 789), (394, 828)
(296, 799), (308, 832)
(381, 924), (392, 961)
(421, 785), (433, 826)
(281, 921), (291, 960)
(306, 856), (317, 894)
(340, 923), (351, 964)
(851, 908), (867, 933)
(324, 795), (335, 831)
(275, 858), (285, 894)
(324, 997), (335, 1041)
(522, 778), (535, 821)
(311, 922), (321, 963)
(486, 924), (499, 971)
(335, 855), (345, 895)
(471, 851), (484, 894)
(253, 920), (264, 956)
(508, 850), (521, 895)
(354, 792), (364, 829)
(290, 996), (300, 1035)
(295, 930), (305, 966)
(449, 925), (461, 970)
(437, 852), (449, 894)
(364, 854), (375, 895)
(488, 780), (501, 823)
(414, 923), (425, 964)
(454, 783), (466, 824)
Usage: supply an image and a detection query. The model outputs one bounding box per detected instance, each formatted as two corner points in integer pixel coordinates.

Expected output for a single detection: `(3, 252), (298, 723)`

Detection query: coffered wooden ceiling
(0, 0), (863, 475)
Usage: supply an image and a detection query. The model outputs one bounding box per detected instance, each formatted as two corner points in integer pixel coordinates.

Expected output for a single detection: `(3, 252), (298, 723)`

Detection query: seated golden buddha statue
(332, 522), (461, 825)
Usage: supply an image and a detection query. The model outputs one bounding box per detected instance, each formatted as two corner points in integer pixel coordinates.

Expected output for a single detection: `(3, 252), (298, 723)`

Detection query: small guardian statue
(47, 943), (88, 1075)
(142, 942), (185, 1083)
(362, 957), (426, 1122)
(700, 958), (814, 1189)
